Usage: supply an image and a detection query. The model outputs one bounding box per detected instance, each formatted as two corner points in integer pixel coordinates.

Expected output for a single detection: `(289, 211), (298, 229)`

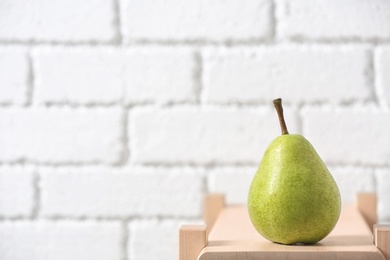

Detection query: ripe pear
(248, 98), (341, 245)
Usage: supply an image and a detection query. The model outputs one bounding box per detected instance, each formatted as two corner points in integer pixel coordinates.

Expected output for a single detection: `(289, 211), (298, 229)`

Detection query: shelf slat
(198, 204), (384, 260)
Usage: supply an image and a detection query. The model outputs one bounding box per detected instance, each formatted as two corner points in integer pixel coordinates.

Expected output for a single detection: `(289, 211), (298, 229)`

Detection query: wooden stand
(179, 193), (390, 260)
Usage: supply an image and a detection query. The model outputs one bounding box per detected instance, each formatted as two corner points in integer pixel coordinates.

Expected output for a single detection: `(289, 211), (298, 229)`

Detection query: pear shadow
(273, 241), (317, 246)
(207, 235), (373, 249)
(272, 235), (373, 247)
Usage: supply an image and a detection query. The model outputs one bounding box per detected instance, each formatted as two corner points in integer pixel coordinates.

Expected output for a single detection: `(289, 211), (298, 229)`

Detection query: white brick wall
(129, 219), (188, 260)
(34, 47), (196, 105)
(0, 0), (117, 42)
(302, 107), (390, 165)
(329, 166), (376, 203)
(1, 0), (390, 259)
(276, 0), (390, 41)
(0, 108), (124, 164)
(34, 48), (125, 105)
(203, 46), (371, 104)
(0, 220), (122, 260)
(376, 47), (390, 107)
(40, 167), (203, 218)
(131, 106), (299, 164)
(207, 167), (256, 204)
(124, 47), (197, 105)
(0, 48), (29, 105)
(121, 0), (272, 42)
(0, 167), (35, 217)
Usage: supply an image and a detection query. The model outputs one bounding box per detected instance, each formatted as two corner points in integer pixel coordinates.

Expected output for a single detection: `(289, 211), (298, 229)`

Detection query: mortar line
(31, 170), (40, 219)
(295, 107), (304, 135)
(371, 47), (388, 110)
(26, 50), (35, 107)
(203, 172), (209, 196)
(0, 160), (117, 167)
(270, 0), (277, 41)
(194, 50), (203, 105)
(0, 160), (259, 169)
(121, 220), (129, 260)
(1, 39), (388, 48)
(117, 107), (130, 166)
(366, 48), (380, 106)
(370, 167), (378, 195)
(113, 0), (123, 45)
(127, 107), (136, 166)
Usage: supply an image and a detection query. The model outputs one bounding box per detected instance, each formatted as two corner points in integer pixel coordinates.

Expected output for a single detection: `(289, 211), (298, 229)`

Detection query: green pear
(248, 98), (341, 245)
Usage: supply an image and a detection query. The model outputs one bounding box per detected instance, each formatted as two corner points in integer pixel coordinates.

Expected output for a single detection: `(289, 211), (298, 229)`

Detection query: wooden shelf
(179, 193), (390, 260)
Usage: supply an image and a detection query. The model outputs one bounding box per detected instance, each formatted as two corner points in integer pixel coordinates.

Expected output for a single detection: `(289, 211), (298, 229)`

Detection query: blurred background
(1, 0), (390, 259)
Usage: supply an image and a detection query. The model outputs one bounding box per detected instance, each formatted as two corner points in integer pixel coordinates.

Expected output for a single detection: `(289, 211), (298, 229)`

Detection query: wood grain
(198, 204), (385, 260)
(179, 225), (207, 260)
(374, 225), (390, 260)
(204, 193), (225, 234)
(357, 193), (377, 232)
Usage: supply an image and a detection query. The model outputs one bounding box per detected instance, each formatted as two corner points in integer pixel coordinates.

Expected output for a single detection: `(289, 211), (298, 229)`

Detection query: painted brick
(34, 48), (124, 105)
(203, 46), (371, 105)
(0, 220), (121, 260)
(302, 108), (390, 165)
(40, 167), (203, 217)
(375, 47), (390, 107)
(0, 108), (123, 164)
(129, 219), (192, 260)
(34, 47), (196, 105)
(376, 169), (390, 223)
(121, 0), (272, 42)
(0, 167), (34, 217)
(329, 166), (375, 203)
(207, 167), (256, 204)
(124, 47), (196, 105)
(131, 106), (299, 164)
(0, 48), (29, 105)
(276, 0), (390, 40)
(0, 0), (117, 42)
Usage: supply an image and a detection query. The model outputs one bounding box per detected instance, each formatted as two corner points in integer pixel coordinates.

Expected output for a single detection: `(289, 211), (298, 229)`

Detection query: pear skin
(248, 99), (341, 245)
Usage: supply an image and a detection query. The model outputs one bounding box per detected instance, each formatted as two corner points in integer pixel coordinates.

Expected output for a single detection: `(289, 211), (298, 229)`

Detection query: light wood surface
(204, 193), (225, 234)
(375, 225), (390, 260)
(178, 193), (390, 260)
(357, 193), (377, 232)
(198, 204), (385, 260)
(179, 225), (207, 260)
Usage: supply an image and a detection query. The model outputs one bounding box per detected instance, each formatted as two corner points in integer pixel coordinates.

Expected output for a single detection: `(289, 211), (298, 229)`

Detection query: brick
(376, 169), (390, 223)
(302, 108), (390, 165)
(276, 0), (390, 40)
(121, 0), (272, 42)
(0, 220), (121, 260)
(34, 48), (124, 105)
(129, 219), (190, 260)
(0, 108), (123, 164)
(203, 46), (371, 105)
(124, 47), (196, 105)
(376, 47), (390, 107)
(34, 47), (196, 105)
(0, 0), (117, 42)
(329, 167), (375, 203)
(0, 167), (34, 217)
(131, 106), (297, 164)
(207, 167), (256, 204)
(0, 48), (29, 105)
(40, 167), (203, 217)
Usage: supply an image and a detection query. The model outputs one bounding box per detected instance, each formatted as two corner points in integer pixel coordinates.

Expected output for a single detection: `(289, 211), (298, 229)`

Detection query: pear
(248, 98), (341, 245)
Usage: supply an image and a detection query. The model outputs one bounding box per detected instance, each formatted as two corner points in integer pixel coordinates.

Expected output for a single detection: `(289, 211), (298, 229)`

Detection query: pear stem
(273, 98), (289, 135)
